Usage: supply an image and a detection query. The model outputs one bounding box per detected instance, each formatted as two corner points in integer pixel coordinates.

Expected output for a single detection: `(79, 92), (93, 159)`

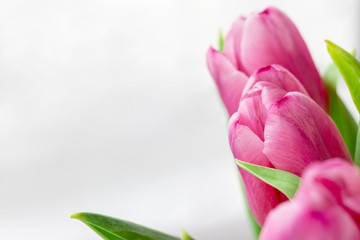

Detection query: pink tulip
(207, 7), (327, 115)
(260, 159), (360, 240)
(228, 65), (351, 225)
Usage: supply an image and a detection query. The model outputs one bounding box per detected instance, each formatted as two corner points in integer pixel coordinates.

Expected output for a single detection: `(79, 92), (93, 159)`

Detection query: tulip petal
(206, 47), (248, 115)
(299, 159), (360, 216)
(224, 17), (246, 71)
(229, 114), (283, 225)
(242, 65), (309, 109)
(237, 65), (310, 138)
(229, 113), (269, 169)
(260, 201), (360, 240)
(263, 92), (351, 176)
(242, 65), (309, 99)
(237, 91), (267, 140)
(240, 7), (327, 109)
(261, 159), (360, 240)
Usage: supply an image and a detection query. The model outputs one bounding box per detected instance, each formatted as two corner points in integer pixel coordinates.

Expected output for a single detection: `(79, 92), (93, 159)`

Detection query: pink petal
(263, 92), (351, 176)
(229, 113), (283, 225)
(242, 65), (309, 109)
(299, 159), (360, 217)
(242, 65), (309, 98)
(236, 90), (267, 140)
(206, 47), (248, 115)
(224, 16), (246, 71)
(240, 7), (327, 109)
(260, 200), (360, 240)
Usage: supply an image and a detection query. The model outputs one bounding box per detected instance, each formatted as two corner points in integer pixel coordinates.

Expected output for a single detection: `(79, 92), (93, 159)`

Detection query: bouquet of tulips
(71, 6), (360, 240)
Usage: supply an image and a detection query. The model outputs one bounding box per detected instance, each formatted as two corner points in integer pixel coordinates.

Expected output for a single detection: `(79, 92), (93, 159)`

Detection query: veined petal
(242, 65), (309, 109)
(206, 47), (248, 115)
(224, 16), (246, 71)
(263, 92), (351, 176)
(240, 7), (327, 109)
(236, 91), (267, 140)
(242, 65), (308, 98)
(228, 119), (282, 225)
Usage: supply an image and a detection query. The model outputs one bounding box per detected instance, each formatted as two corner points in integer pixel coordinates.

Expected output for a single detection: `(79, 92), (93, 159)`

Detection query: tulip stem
(218, 30), (224, 52)
(325, 82), (357, 159)
(354, 121), (360, 167)
(236, 167), (261, 239)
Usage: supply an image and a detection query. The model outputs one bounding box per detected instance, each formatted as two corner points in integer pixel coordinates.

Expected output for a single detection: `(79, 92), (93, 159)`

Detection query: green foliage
(326, 41), (360, 166)
(218, 31), (224, 52)
(181, 231), (195, 240)
(71, 212), (181, 240)
(236, 171), (261, 238)
(323, 63), (357, 159)
(326, 41), (360, 113)
(354, 124), (360, 167)
(236, 160), (300, 199)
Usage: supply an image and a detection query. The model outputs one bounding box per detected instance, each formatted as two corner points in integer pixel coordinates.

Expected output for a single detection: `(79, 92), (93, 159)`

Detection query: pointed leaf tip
(236, 160), (300, 199)
(71, 212), (181, 240)
(70, 212), (82, 219)
(325, 40), (334, 47)
(326, 41), (360, 114)
(182, 230), (195, 240)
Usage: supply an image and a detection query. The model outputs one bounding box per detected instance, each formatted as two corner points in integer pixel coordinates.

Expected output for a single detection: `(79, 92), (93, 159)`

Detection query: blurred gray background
(0, 0), (359, 239)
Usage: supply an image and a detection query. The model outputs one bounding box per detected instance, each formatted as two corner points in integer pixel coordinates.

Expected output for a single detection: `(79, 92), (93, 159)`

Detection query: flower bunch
(71, 6), (360, 240)
(207, 6), (360, 240)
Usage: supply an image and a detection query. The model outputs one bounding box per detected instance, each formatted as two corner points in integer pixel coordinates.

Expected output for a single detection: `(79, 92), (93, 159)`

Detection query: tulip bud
(207, 7), (327, 115)
(260, 159), (360, 240)
(229, 65), (350, 225)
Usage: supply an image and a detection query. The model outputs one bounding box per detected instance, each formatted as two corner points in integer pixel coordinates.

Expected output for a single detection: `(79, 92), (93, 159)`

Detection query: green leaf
(71, 212), (181, 240)
(181, 231), (195, 240)
(323, 64), (357, 159)
(326, 40), (360, 113)
(218, 31), (224, 52)
(235, 169), (261, 238)
(235, 160), (300, 199)
(246, 205), (261, 239)
(354, 122), (360, 167)
(232, 164), (263, 238)
(323, 62), (339, 88)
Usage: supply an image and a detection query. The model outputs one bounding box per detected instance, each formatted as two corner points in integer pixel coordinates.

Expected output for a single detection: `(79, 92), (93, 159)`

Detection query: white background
(0, 0), (359, 239)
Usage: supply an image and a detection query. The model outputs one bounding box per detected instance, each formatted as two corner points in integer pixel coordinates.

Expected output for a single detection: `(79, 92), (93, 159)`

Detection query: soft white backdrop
(0, 1), (358, 239)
